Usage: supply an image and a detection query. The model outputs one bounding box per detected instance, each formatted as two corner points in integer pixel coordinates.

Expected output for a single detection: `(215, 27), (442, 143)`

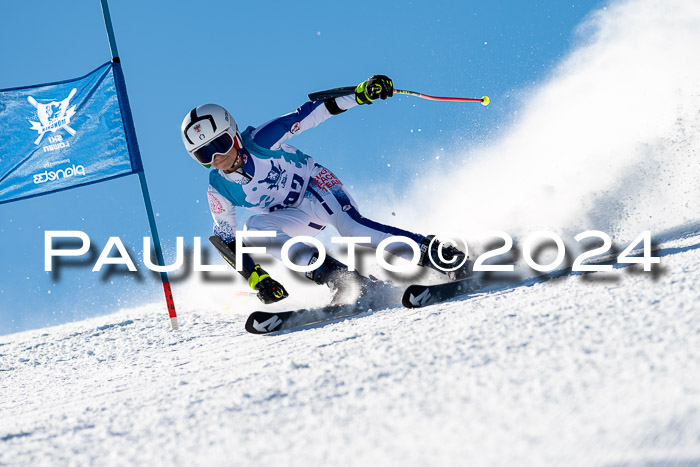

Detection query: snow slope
(2, 0), (699, 465)
(1, 233), (698, 467)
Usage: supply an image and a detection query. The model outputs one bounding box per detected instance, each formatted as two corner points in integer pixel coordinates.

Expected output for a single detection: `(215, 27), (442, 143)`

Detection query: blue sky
(0, 0), (604, 334)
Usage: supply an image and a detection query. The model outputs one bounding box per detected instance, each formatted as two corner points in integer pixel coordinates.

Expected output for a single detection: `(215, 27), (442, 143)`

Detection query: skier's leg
(304, 168), (421, 258)
(305, 167), (422, 257)
(304, 165), (471, 280)
(243, 209), (325, 267)
(245, 209), (366, 300)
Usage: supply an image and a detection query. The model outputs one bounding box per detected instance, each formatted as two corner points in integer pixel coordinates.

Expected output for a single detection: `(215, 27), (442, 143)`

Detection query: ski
(245, 302), (375, 335)
(401, 277), (480, 308)
(245, 278), (479, 334)
(244, 277), (404, 335)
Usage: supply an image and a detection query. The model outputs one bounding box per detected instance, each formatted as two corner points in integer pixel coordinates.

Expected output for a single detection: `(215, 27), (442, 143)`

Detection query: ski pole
(395, 89), (489, 105)
(233, 290), (258, 298)
(308, 86), (489, 106)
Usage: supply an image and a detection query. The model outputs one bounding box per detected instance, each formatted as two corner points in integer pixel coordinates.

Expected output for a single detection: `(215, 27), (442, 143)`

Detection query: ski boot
(418, 235), (473, 281)
(307, 253), (368, 304)
(307, 253), (393, 305)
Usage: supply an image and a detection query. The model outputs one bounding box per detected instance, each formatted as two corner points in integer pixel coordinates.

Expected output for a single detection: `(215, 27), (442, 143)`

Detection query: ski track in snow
(1, 234), (698, 467)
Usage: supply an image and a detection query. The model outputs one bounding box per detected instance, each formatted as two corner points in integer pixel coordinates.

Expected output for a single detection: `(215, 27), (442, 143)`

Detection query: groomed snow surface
(1, 233), (698, 467)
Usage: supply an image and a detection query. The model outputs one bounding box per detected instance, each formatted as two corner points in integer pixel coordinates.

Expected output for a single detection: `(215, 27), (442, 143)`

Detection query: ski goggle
(192, 130), (242, 165)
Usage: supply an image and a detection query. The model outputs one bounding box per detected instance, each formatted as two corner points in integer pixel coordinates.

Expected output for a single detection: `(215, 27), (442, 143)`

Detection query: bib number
(269, 174), (305, 211)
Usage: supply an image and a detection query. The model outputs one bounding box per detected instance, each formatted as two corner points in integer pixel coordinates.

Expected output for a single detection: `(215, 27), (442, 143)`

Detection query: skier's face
(212, 145), (243, 172)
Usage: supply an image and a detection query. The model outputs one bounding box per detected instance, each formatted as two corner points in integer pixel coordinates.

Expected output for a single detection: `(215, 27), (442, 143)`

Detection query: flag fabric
(0, 62), (142, 205)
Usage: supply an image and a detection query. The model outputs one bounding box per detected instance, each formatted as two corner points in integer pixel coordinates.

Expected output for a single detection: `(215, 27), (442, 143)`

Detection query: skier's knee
(245, 215), (276, 232)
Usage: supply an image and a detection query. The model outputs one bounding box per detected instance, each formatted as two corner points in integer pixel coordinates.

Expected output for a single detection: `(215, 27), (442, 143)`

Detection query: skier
(181, 75), (470, 305)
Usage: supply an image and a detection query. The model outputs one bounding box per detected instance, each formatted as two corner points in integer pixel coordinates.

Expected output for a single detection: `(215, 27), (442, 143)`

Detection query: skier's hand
(249, 265), (289, 304)
(355, 75), (394, 105)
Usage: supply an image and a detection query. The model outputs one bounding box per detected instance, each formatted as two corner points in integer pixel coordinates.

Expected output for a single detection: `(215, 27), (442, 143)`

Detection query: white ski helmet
(181, 103), (241, 168)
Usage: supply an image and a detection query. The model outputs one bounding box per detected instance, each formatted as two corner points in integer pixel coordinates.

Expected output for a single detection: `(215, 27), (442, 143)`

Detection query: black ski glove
(355, 75), (394, 105)
(248, 265), (289, 304)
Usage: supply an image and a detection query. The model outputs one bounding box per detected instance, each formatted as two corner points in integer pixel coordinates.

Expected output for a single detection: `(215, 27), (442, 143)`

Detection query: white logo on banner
(27, 88), (77, 145)
(32, 164), (86, 184)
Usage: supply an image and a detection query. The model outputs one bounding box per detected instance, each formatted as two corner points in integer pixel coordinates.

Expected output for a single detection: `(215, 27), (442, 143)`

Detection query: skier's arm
(250, 95), (358, 150)
(207, 187), (288, 304)
(207, 187), (255, 274)
(250, 74), (394, 150)
(209, 235), (288, 304)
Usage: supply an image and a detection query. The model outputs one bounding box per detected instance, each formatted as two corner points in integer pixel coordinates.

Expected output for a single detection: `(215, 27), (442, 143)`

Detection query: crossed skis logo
(26, 88), (87, 184)
(27, 88), (78, 145)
